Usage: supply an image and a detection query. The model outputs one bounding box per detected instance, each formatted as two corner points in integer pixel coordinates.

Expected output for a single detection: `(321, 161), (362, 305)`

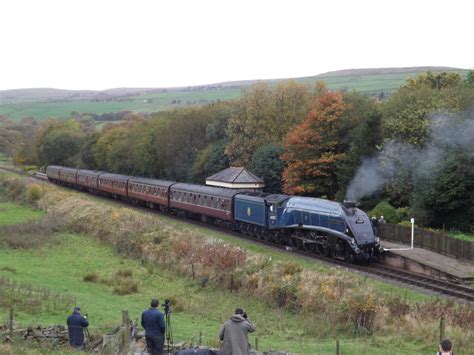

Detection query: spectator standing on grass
(437, 339), (454, 355)
(219, 308), (256, 355)
(67, 306), (89, 350)
(141, 298), (165, 355)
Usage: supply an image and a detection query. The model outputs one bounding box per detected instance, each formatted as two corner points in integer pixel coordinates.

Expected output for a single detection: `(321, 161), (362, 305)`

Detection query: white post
(383, 218), (415, 252)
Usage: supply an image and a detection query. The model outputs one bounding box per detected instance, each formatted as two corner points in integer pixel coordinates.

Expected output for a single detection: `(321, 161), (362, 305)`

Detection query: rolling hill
(0, 66), (467, 121)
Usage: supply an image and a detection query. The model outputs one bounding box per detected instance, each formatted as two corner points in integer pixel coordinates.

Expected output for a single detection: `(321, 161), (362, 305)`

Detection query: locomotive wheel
(317, 243), (330, 257)
(303, 231), (318, 253)
(345, 250), (355, 264)
(291, 236), (304, 250)
(316, 235), (330, 257)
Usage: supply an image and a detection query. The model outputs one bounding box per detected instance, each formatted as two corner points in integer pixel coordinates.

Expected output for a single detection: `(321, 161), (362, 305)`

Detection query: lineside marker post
(9, 308), (13, 337)
(122, 309), (129, 326)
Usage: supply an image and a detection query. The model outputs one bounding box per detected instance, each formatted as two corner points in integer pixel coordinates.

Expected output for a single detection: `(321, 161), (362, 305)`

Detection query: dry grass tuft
(83, 272), (100, 283)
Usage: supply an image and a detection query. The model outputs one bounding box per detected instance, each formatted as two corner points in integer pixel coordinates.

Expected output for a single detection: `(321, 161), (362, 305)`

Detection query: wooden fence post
(336, 339), (340, 355)
(255, 337), (258, 351)
(199, 331), (202, 346)
(439, 317), (445, 342)
(122, 309), (129, 326)
(9, 308), (13, 337)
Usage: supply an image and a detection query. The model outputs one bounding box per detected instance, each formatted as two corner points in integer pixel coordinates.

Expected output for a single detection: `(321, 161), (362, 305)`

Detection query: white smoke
(345, 109), (474, 201)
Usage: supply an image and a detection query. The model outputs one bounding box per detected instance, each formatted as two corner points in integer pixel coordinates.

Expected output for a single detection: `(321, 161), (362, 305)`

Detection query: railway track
(2, 166), (473, 302)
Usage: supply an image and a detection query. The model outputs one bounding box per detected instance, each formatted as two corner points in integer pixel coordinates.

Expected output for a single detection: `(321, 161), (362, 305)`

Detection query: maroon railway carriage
(97, 173), (130, 197)
(77, 170), (103, 190)
(128, 177), (175, 207)
(59, 167), (79, 186)
(46, 165), (62, 182)
(169, 183), (240, 221)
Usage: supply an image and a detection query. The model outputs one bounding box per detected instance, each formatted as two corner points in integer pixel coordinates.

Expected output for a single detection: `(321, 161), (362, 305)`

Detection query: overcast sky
(0, 0), (472, 91)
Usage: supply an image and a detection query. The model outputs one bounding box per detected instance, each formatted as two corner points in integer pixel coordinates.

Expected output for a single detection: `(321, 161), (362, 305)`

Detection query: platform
(380, 240), (474, 284)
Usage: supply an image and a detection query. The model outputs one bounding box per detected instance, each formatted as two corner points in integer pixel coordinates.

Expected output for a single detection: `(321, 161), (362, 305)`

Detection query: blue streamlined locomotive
(46, 165), (381, 262)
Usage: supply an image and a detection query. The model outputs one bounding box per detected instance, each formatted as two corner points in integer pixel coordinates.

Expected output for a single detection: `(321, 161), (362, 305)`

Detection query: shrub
(26, 184), (43, 204)
(369, 201), (400, 223)
(344, 293), (378, 334)
(83, 272), (100, 283)
(113, 278), (139, 295)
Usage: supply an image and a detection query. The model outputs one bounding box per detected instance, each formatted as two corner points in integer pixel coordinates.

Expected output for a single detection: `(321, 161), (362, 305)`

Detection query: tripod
(163, 301), (173, 351)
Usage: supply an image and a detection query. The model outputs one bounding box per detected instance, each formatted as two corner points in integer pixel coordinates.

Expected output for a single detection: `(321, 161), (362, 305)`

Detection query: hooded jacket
(67, 311), (89, 347)
(219, 314), (256, 355)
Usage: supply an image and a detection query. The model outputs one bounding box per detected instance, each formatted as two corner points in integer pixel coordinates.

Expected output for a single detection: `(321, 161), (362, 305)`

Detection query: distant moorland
(0, 66), (467, 120)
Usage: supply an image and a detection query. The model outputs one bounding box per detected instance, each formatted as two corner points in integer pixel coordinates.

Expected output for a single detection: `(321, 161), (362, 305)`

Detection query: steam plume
(345, 109), (474, 201)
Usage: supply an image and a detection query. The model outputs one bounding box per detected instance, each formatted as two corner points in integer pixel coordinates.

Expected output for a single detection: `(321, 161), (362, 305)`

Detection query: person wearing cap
(67, 306), (89, 350)
(219, 308), (256, 355)
(141, 299), (166, 355)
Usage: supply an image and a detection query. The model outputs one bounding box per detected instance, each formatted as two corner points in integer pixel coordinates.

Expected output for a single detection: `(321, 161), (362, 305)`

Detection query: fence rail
(379, 223), (474, 262)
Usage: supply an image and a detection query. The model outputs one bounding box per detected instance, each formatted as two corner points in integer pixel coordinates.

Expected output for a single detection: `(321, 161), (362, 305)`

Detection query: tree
(249, 144), (284, 193)
(225, 81), (312, 166)
(335, 105), (383, 200)
(380, 71), (474, 206)
(411, 149), (474, 232)
(282, 91), (349, 199)
(192, 140), (230, 183)
(35, 119), (85, 166)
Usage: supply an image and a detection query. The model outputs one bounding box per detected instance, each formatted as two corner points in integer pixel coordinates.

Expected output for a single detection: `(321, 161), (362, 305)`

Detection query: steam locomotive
(46, 165), (381, 262)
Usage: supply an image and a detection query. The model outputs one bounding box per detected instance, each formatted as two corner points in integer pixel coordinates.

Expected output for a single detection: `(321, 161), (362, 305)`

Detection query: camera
(162, 299), (171, 314)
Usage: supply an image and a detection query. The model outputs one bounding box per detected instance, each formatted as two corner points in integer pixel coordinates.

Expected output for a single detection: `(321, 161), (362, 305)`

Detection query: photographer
(67, 306), (89, 350)
(219, 308), (256, 355)
(141, 299), (166, 355)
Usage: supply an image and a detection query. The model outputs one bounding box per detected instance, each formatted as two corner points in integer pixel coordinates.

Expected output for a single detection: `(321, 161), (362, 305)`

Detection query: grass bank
(1, 173), (473, 354)
(0, 201), (44, 225)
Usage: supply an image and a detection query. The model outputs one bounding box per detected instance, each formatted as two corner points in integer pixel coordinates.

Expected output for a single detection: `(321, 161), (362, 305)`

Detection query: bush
(344, 293), (377, 334)
(113, 278), (139, 295)
(369, 201), (400, 223)
(26, 184), (43, 204)
(83, 272), (100, 283)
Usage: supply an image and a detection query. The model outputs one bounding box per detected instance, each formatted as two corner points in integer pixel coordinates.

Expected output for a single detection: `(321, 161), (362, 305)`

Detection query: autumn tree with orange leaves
(282, 91), (353, 199)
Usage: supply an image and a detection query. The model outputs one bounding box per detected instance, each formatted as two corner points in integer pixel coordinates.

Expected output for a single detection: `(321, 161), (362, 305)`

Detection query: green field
(0, 202), (44, 226)
(0, 67), (467, 121)
(0, 88), (242, 121)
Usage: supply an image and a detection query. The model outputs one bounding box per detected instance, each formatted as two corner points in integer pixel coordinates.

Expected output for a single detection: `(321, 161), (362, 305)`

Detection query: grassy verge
(0, 232), (406, 354)
(1, 173), (473, 353)
(0, 202), (44, 226)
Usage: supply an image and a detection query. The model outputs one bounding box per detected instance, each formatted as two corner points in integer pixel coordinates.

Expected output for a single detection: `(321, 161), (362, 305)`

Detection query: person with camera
(219, 308), (256, 355)
(141, 298), (166, 355)
(67, 306), (89, 350)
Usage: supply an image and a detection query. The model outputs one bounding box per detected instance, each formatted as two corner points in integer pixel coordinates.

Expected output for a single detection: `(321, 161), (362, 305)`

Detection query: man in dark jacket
(67, 306), (89, 350)
(219, 308), (256, 355)
(141, 299), (166, 355)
